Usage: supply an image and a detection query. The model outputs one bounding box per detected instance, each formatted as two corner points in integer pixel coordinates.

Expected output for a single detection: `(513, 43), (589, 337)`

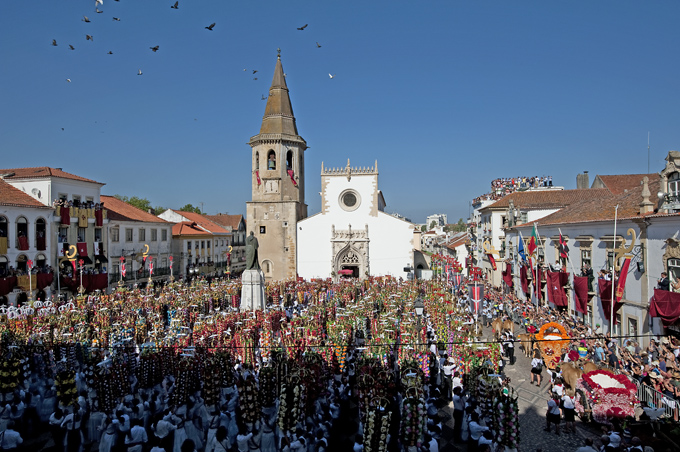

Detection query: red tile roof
(486, 188), (612, 210)
(172, 222), (213, 236)
(591, 174), (656, 195)
(527, 175), (669, 226)
(0, 180), (53, 209)
(204, 214), (244, 231)
(172, 210), (230, 234)
(0, 167), (103, 185)
(101, 196), (168, 223)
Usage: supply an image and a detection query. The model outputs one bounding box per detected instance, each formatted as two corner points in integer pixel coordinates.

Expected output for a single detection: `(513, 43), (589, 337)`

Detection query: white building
(425, 213), (447, 229)
(102, 196), (173, 289)
(504, 152), (680, 345)
(0, 167), (110, 299)
(297, 160), (418, 281)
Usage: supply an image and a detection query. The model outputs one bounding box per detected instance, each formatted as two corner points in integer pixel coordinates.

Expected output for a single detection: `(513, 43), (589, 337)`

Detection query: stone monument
(241, 231), (265, 310)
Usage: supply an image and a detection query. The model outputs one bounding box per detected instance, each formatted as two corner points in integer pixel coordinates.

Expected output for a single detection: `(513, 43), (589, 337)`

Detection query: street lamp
(414, 296), (424, 317)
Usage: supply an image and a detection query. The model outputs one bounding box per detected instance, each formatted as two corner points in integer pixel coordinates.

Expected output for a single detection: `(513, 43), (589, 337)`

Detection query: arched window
(267, 150), (276, 170)
(669, 172), (680, 199)
(263, 259), (273, 276)
(0, 217), (7, 257)
(36, 218), (46, 250)
(16, 217), (29, 250)
(286, 150), (293, 170)
(255, 151), (260, 171)
(16, 254), (28, 273)
(0, 256), (7, 277)
(36, 253), (47, 269)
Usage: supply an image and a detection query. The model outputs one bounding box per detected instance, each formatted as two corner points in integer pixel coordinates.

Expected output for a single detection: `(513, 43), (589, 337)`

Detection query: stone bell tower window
(267, 150), (276, 170)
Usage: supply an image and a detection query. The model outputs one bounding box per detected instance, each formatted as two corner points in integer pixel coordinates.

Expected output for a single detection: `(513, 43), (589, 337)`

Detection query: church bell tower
(246, 52), (307, 281)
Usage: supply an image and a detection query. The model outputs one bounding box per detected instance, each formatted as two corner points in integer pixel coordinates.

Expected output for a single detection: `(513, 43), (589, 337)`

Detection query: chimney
(576, 171), (590, 189)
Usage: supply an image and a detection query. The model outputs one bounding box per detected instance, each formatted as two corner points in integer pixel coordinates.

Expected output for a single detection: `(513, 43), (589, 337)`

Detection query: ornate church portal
(331, 225), (369, 279)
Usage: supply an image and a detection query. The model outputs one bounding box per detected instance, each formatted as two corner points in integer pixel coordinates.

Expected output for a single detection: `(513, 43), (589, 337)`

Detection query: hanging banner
(468, 283), (484, 314)
(615, 257), (631, 303)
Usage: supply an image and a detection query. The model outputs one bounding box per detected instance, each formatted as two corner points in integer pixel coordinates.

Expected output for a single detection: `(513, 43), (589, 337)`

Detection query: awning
(78, 255), (93, 265)
(95, 254), (107, 263)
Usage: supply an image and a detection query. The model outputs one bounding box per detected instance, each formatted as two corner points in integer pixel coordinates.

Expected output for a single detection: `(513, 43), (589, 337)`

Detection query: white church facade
(247, 54), (419, 282)
(297, 160), (417, 281)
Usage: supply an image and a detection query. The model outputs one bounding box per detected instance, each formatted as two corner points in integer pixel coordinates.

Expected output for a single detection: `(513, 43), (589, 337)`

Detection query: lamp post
(78, 259), (85, 295)
(169, 255), (174, 281)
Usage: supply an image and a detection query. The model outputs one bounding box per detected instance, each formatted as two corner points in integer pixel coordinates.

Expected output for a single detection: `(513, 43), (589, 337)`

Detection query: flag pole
(611, 205), (619, 336)
(534, 223), (546, 307)
(559, 227), (578, 316)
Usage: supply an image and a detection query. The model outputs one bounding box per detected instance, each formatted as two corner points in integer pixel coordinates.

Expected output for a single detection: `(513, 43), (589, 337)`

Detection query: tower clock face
(264, 180), (279, 193)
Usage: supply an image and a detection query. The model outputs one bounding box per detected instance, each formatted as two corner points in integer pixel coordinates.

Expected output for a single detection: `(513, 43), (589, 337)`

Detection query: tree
(420, 224), (427, 232)
(114, 195), (166, 215)
(429, 220), (437, 230)
(454, 218), (466, 232)
(179, 204), (202, 214)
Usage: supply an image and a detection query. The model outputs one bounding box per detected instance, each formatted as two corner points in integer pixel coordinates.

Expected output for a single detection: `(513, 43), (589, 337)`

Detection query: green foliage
(179, 204), (202, 214)
(429, 221), (437, 230)
(420, 224), (427, 232)
(113, 195), (165, 215)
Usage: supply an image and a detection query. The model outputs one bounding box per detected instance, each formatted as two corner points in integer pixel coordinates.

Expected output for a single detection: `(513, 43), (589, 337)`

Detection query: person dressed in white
(0, 421), (23, 450)
(125, 419), (148, 452)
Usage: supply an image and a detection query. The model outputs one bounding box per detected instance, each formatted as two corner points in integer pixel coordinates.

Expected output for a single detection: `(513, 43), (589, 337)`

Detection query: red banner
(546, 271), (568, 307)
(487, 254), (497, 271)
(649, 289), (680, 326)
(598, 278), (622, 323)
(615, 257), (631, 303)
(77, 242), (88, 256)
(502, 262), (513, 288)
(573, 276), (589, 314)
(520, 264), (529, 294)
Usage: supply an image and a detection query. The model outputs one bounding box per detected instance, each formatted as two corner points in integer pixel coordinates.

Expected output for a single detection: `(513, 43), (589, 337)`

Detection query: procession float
(534, 321), (570, 369)
(574, 369), (639, 424)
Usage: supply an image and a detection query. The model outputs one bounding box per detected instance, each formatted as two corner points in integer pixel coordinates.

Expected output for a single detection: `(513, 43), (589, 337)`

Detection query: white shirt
(0, 429), (23, 450)
(125, 425), (148, 452)
(561, 395), (575, 409)
(428, 437), (439, 452)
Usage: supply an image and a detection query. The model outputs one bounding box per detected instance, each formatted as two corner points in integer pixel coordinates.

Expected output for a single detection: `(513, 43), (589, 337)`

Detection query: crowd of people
(0, 274), (677, 452)
(472, 176), (554, 205)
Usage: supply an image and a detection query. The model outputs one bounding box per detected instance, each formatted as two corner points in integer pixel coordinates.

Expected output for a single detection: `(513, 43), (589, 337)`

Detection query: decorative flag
(527, 223), (538, 255)
(518, 235), (527, 262)
(121, 262), (126, 277)
(77, 242), (88, 256)
(468, 283), (484, 314)
(256, 170), (261, 186)
(487, 253), (497, 271)
(94, 241), (101, 256)
(287, 169), (297, 186)
(149, 260), (154, 275)
(615, 257), (631, 303)
(559, 233), (569, 260)
(452, 273), (462, 288)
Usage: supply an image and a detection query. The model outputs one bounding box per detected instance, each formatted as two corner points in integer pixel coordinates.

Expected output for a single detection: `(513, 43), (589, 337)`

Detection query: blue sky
(1, 1), (679, 224)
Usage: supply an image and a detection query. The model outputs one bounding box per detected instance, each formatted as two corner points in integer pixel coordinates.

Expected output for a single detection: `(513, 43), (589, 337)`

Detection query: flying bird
(261, 95), (267, 100)
(112, 17), (120, 21)
(171, 1), (178, 9)
(86, 35), (93, 41)
(150, 45), (159, 52)
(205, 23), (215, 30)
(243, 68), (247, 71)
(107, 51), (113, 54)
(316, 42), (321, 48)
(253, 77), (258, 81)
(82, 16), (91, 23)
(297, 24), (308, 30)
(95, 7), (103, 13)
(66, 78), (71, 82)
(138, 69), (142, 75)
(69, 45), (75, 50)
(329, 73), (335, 79)
(252, 70), (258, 74)
(96, 0), (103, 5)
(52, 39), (57, 46)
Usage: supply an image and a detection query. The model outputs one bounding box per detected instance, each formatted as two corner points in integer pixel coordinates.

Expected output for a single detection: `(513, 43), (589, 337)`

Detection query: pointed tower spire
(258, 51), (299, 136)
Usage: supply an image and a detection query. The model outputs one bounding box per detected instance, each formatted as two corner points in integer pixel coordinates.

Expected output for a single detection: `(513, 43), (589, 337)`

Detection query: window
(187, 241), (191, 252)
(0, 216), (6, 238)
(286, 149), (293, 170)
(628, 317), (638, 337)
(339, 189), (361, 212)
(201, 241), (205, 249)
(614, 314), (622, 335)
(260, 226), (266, 234)
(139, 228), (146, 241)
(58, 193), (67, 202)
(581, 249), (591, 269)
(78, 227), (86, 242)
(207, 240), (211, 249)
(94, 228), (102, 242)
(151, 229), (157, 241)
(267, 150), (276, 170)
(111, 228), (120, 242)
(125, 228), (133, 242)
(161, 229), (168, 241)
(606, 251), (618, 272)
(255, 151), (260, 170)
(36, 218), (46, 250)
(668, 258), (680, 290)
(263, 260), (272, 275)
(669, 172), (680, 199)
(0, 256), (7, 277)
(162, 258), (167, 268)
(112, 264), (119, 275)
(195, 242), (199, 250)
